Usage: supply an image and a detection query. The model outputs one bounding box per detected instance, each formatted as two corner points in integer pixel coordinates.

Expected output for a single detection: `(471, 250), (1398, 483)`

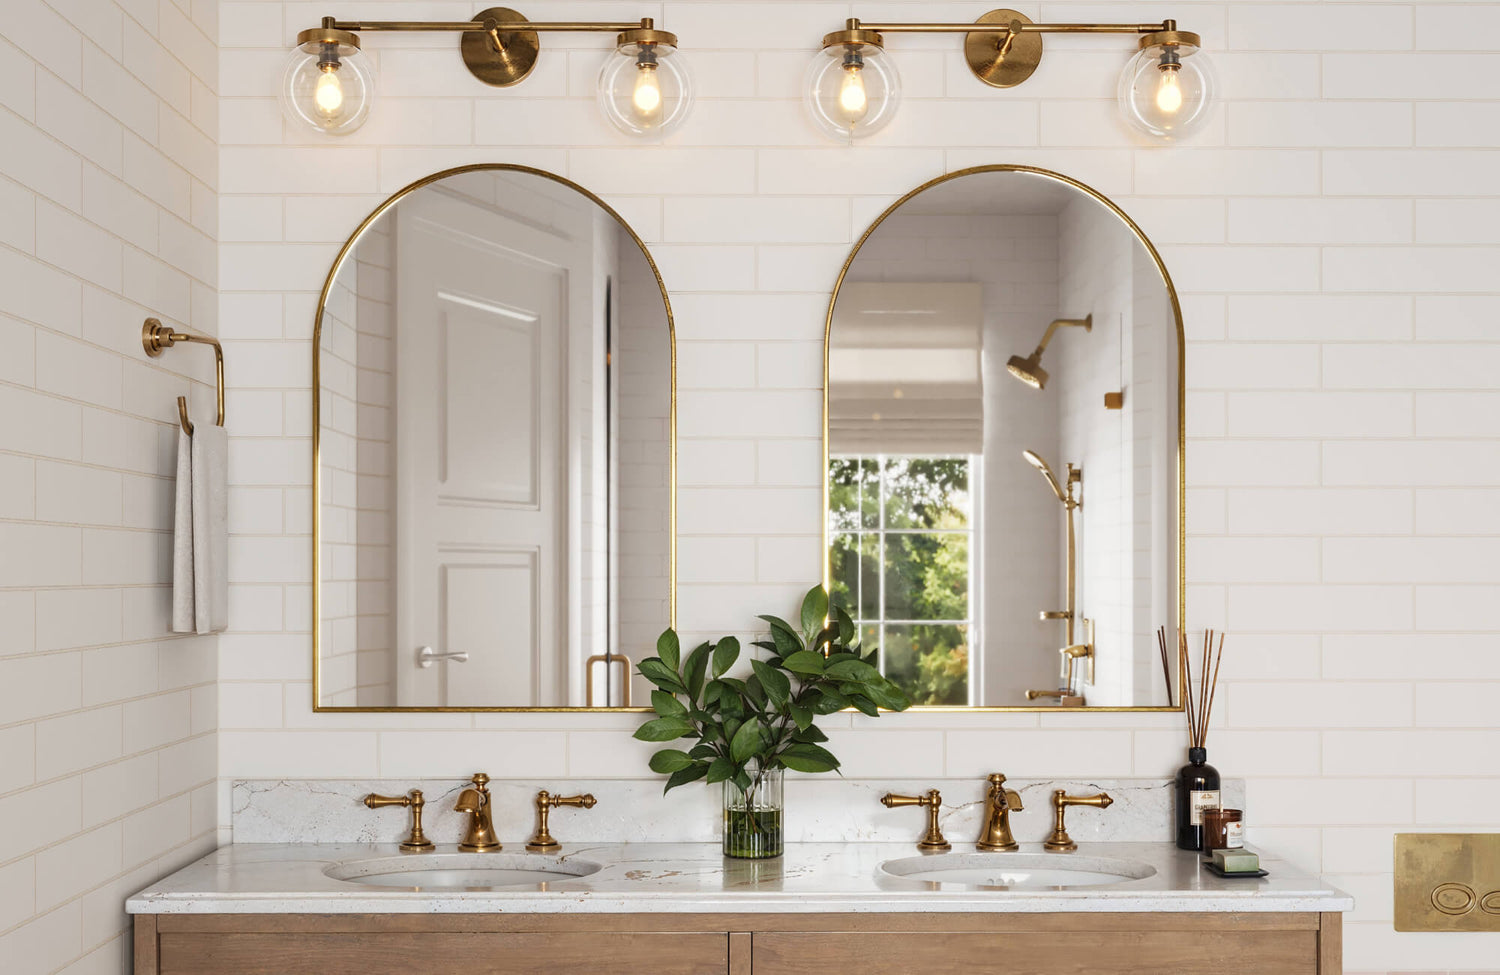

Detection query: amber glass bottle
(1175, 747), (1221, 851)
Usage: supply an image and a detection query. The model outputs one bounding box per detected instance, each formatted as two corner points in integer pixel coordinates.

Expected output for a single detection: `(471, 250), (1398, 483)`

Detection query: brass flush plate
(1394, 833), (1500, 931)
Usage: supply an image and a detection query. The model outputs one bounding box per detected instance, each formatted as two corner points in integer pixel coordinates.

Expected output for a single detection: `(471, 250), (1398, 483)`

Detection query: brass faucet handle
(526, 790), (598, 852)
(1043, 789), (1113, 852)
(880, 789), (950, 852)
(362, 789), (435, 852)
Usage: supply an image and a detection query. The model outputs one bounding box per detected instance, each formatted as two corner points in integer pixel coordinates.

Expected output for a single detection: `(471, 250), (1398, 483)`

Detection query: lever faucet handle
(1043, 789), (1113, 852)
(880, 790), (950, 852)
(362, 788), (435, 852)
(526, 790), (598, 852)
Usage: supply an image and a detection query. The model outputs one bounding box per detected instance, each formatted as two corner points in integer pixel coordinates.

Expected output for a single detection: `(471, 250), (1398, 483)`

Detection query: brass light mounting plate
(462, 7), (539, 87)
(965, 9), (1043, 89)
(1394, 833), (1500, 931)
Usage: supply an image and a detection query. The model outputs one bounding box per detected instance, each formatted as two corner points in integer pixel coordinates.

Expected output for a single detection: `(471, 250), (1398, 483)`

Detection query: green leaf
(650, 690), (688, 717)
(638, 658), (686, 693)
(811, 689), (849, 714)
(689, 743), (718, 760)
(634, 716), (692, 741)
(663, 763), (709, 793)
(846, 694), (880, 717)
(705, 756), (735, 784)
(712, 636), (741, 678)
(862, 678), (912, 712)
(733, 770), (753, 795)
(730, 719), (763, 763)
(684, 642), (711, 701)
(702, 681), (723, 707)
(791, 724), (829, 744)
(757, 615), (804, 656)
(751, 659), (791, 706)
(833, 605), (857, 645)
(800, 585), (829, 639)
(782, 651), (826, 676)
(649, 748), (694, 774)
(656, 629), (681, 673)
(824, 658), (880, 682)
(742, 675), (766, 708)
(789, 704), (813, 732)
(780, 742), (841, 773)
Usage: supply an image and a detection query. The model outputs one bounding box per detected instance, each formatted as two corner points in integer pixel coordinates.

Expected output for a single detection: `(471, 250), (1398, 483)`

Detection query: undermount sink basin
(325, 853), (603, 890)
(880, 852), (1156, 889)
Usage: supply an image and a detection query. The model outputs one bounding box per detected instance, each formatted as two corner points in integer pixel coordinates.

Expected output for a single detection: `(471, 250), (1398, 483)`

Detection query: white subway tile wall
(0, 0), (221, 973)
(0, 0), (1495, 972)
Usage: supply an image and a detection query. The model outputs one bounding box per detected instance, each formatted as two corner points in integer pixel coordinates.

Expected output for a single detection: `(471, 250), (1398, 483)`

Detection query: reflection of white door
(394, 190), (570, 707)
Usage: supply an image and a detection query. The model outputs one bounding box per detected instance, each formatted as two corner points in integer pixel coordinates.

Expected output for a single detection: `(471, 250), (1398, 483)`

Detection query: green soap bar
(1211, 849), (1260, 872)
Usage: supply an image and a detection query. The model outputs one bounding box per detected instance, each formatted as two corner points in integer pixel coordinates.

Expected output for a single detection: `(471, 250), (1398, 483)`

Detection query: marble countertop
(127, 842), (1352, 915)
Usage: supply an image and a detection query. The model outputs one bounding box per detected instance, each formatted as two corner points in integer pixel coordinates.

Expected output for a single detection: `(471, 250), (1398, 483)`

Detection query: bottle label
(1189, 790), (1221, 826)
(1224, 821), (1244, 849)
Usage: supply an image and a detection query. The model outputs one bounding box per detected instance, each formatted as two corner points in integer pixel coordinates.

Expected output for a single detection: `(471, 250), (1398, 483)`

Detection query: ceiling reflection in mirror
(825, 167), (1183, 710)
(315, 166), (673, 710)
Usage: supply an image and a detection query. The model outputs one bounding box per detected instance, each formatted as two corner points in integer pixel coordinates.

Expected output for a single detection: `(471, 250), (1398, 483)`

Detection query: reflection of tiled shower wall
(317, 264), (361, 706)
(843, 212), (1061, 705)
(1131, 246), (1176, 706)
(352, 222), (395, 706)
(1057, 197), (1134, 706)
(616, 240), (672, 703)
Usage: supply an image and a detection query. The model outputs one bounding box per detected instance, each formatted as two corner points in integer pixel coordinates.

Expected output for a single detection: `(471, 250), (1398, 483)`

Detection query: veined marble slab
(126, 841), (1350, 915)
(231, 777), (1246, 847)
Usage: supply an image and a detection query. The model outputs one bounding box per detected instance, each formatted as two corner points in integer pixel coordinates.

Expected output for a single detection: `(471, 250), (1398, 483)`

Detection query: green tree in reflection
(829, 457), (971, 706)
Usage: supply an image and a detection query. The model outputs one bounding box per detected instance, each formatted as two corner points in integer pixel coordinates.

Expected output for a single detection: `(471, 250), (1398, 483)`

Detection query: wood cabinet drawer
(751, 930), (1320, 975)
(158, 931), (728, 975)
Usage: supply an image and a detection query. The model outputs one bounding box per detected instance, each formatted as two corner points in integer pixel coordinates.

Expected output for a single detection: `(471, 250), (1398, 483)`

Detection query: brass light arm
(880, 790), (951, 852)
(1043, 789), (1113, 852)
(525, 790), (597, 852)
(362, 788), (436, 852)
(855, 20), (1172, 35)
(328, 19), (647, 33)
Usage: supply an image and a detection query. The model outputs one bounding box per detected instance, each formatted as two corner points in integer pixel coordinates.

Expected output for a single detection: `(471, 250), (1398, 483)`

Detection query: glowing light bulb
(1154, 66), (1182, 114)
(632, 63), (662, 121)
(838, 63), (868, 124)
(314, 67), (344, 117)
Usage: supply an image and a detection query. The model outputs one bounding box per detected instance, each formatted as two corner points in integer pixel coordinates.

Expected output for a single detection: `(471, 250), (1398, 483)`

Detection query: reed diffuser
(1160, 628), (1227, 851)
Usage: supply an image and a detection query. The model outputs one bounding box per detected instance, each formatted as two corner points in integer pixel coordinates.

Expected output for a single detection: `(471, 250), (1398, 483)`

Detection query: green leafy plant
(633, 585), (912, 797)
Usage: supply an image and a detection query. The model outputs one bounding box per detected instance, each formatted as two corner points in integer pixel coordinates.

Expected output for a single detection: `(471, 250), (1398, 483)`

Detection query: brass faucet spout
(455, 772), (502, 852)
(976, 773), (1023, 852)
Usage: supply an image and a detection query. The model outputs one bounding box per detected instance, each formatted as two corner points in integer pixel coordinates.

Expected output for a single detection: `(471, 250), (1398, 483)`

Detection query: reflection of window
(829, 455), (977, 706)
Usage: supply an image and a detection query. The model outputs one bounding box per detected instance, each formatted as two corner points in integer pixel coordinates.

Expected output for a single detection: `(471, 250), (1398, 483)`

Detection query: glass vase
(723, 763), (784, 859)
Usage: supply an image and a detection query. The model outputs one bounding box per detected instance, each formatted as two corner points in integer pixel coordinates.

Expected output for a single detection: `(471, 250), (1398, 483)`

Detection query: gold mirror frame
(822, 164), (1185, 712)
(311, 163), (675, 712)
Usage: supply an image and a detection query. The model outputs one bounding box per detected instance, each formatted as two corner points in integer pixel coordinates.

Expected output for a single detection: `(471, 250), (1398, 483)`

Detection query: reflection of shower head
(1006, 315), (1093, 390)
(1022, 449), (1067, 504)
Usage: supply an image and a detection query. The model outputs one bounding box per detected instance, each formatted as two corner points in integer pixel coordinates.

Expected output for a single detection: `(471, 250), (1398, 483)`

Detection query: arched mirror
(824, 166), (1183, 711)
(314, 165), (673, 710)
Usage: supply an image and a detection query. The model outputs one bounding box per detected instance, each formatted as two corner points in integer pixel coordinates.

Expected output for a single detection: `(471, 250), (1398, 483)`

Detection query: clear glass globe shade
(280, 43), (375, 136)
(1117, 43), (1214, 141)
(598, 43), (694, 137)
(804, 44), (900, 141)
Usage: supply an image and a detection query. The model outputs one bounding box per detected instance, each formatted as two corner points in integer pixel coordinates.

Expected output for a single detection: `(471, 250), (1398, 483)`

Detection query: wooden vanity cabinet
(135, 911), (1341, 975)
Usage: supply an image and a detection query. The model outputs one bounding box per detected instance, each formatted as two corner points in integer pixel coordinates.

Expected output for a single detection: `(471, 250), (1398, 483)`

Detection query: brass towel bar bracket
(142, 318), (225, 436)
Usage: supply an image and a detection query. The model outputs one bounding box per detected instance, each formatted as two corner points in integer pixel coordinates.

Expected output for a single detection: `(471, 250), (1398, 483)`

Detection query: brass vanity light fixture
(808, 10), (1214, 141)
(1043, 789), (1113, 852)
(525, 790), (597, 852)
(881, 790), (951, 852)
(1006, 315), (1092, 390)
(282, 8), (692, 136)
(362, 788), (436, 852)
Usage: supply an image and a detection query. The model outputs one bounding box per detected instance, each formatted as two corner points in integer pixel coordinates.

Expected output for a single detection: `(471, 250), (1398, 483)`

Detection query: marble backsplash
(232, 777), (1246, 847)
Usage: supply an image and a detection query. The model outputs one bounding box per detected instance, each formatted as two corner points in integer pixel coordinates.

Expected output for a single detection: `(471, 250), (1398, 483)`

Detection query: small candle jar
(1202, 807), (1243, 855)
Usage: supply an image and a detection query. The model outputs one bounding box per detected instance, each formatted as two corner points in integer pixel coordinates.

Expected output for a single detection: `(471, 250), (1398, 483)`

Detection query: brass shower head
(1006, 315), (1093, 390)
(1022, 449), (1067, 504)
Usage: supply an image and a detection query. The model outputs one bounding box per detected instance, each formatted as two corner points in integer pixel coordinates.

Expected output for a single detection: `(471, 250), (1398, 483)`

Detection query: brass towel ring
(142, 318), (225, 436)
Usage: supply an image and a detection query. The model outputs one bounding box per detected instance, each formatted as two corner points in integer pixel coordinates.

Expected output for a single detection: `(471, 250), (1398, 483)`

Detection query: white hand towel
(191, 424), (229, 634)
(170, 426), (195, 633)
(170, 421), (229, 635)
